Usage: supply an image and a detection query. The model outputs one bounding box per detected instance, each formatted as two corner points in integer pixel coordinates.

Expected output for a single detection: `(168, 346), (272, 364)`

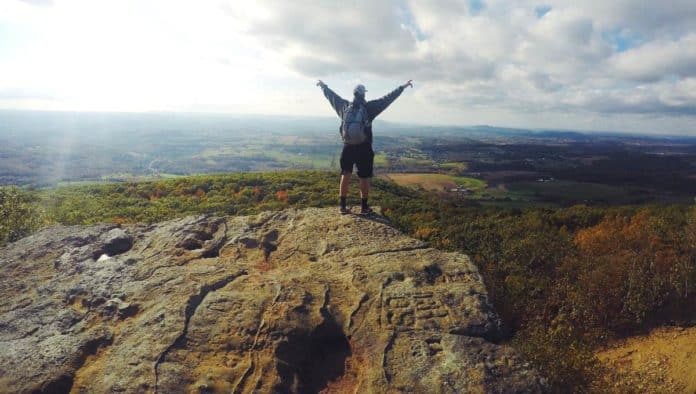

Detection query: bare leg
(359, 177), (370, 200)
(340, 172), (352, 197)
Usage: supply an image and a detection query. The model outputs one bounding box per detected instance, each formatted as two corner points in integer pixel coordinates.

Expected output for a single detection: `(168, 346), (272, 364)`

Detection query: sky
(0, 0), (695, 135)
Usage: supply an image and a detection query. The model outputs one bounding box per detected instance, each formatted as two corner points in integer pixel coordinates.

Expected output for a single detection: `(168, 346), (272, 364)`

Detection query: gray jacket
(320, 84), (405, 146)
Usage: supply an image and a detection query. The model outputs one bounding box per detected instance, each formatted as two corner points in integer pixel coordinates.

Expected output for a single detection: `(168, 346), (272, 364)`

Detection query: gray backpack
(341, 103), (369, 145)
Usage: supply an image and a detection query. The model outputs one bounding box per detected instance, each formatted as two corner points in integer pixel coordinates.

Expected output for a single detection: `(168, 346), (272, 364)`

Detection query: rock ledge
(0, 207), (545, 393)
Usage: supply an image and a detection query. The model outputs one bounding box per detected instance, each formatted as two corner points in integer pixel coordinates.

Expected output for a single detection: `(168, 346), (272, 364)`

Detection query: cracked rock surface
(0, 207), (545, 393)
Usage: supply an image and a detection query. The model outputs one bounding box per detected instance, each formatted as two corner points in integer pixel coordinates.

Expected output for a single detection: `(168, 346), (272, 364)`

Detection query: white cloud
(222, 0), (696, 128)
(0, 0), (695, 133)
(609, 34), (696, 82)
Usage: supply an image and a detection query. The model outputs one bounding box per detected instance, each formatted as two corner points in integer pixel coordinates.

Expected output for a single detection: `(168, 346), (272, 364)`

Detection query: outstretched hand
(403, 80), (413, 88)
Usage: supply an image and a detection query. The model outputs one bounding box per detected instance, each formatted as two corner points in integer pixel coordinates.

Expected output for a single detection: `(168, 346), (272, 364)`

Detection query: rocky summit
(0, 207), (545, 393)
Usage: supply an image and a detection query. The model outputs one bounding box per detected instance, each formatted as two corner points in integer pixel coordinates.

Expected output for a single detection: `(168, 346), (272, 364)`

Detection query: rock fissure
(133, 263), (188, 282)
(359, 244), (430, 257)
(347, 293), (369, 334)
(231, 282), (282, 394)
(382, 331), (397, 384)
(135, 244), (228, 282)
(0, 325), (39, 342)
(153, 270), (247, 393)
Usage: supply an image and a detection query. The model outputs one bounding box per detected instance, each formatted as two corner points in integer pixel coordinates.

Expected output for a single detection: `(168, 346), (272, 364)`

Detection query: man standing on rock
(317, 79), (413, 215)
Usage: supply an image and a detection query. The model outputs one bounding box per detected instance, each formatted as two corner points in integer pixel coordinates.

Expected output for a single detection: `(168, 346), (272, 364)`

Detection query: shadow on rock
(274, 311), (351, 393)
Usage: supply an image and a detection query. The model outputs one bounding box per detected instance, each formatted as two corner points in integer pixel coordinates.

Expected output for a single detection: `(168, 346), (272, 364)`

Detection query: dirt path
(595, 326), (696, 393)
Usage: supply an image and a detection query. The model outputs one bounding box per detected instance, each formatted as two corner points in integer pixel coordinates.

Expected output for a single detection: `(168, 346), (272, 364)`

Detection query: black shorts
(340, 143), (374, 178)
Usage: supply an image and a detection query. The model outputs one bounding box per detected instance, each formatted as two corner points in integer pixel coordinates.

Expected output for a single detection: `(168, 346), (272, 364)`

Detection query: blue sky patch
(535, 5), (552, 18)
(397, 3), (427, 41)
(603, 29), (643, 52)
(469, 0), (485, 15)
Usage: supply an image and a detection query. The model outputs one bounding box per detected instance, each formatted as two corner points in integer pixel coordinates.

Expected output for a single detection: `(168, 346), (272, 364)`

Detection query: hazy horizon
(2, 108), (696, 138)
(1, 1), (695, 135)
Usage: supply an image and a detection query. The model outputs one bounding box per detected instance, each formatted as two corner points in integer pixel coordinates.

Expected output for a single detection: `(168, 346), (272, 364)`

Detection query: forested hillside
(2, 170), (695, 392)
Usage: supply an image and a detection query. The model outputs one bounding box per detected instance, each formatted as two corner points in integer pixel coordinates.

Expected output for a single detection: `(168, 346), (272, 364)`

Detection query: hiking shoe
(360, 206), (374, 215)
(339, 206), (351, 215)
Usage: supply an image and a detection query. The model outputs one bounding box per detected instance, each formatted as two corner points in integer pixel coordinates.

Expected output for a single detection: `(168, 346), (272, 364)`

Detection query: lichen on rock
(0, 207), (545, 393)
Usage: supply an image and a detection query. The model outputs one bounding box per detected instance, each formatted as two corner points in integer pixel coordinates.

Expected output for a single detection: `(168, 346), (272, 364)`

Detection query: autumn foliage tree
(0, 186), (43, 246)
(570, 209), (694, 335)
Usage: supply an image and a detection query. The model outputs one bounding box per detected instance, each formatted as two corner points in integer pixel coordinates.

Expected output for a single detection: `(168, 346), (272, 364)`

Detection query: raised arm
(317, 80), (349, 118)
(366, 80), (413, 120)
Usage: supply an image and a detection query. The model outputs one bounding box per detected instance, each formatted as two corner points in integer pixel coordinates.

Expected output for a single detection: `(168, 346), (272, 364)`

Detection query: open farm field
(437, 161), (468, 169)
(383, 173), (486, 192)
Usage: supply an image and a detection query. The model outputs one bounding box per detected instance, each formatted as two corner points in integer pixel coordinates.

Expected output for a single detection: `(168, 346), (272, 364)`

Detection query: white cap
(354, 84), (367, 95)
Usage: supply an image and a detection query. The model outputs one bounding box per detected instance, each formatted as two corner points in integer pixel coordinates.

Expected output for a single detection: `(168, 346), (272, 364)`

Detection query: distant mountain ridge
(1, 109), (694, 139)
